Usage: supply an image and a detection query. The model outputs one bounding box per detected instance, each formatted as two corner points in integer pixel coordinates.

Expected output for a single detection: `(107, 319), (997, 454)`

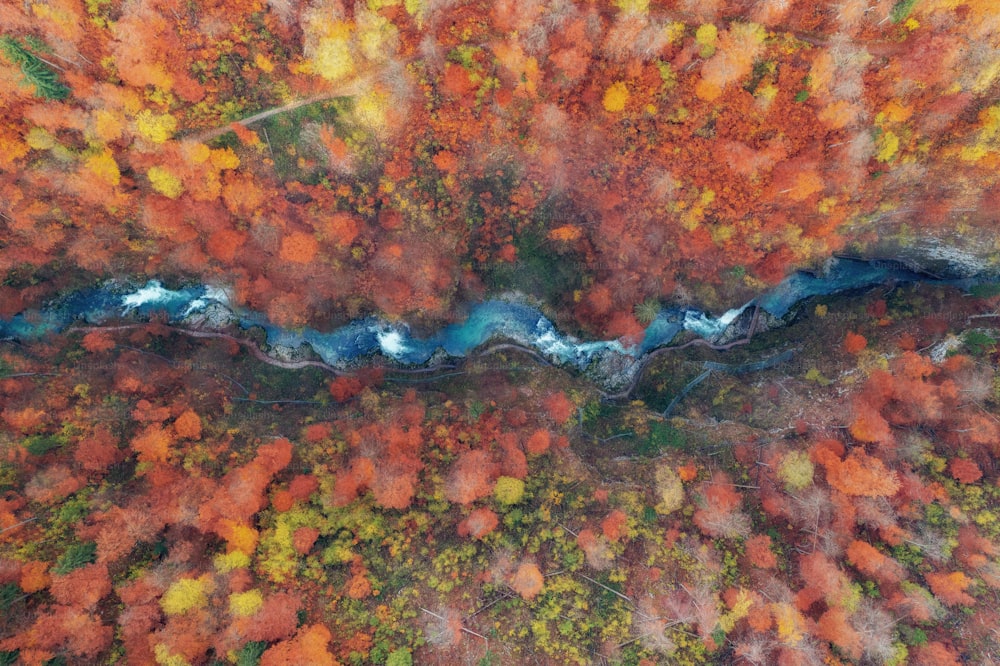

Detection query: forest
(2, 0), (1000, 664)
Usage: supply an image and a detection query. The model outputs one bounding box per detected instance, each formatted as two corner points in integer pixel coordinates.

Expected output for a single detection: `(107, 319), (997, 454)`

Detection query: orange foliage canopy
(50, 563), (111, 609)
(815, 608), (862, 661)
(693, 472), (747, 538)
(843, 331), (867, 354)
(926, 571), (976, 607)
(542, 391), (575, 425)
(745, 534), (777, 569)
(524, 428), (551, 455)
(279, 231), (319, 264)
(260, 624), (338, 666)
(173, 409), (202, 440)
(239, 593), (301, 644)
(81, 331), (115, 353)
(131, 424), (173, 464)
(601, 509), (629, 542)
(949, 457), (983, 483)
(199, 438), (292, 531)
(846, 540), (904, 586)
(74, 426), (121, 472)
(19, 560), (49, 594)
(458, 507), (499, 539)
(332, 457), (375, 507)
(913, 641), (963, 666)
(849, 402), (893, 444)
(292, 527), (319, 555)
(288, 474), (320, 501)
(813, 444), (900, 497)
(445, 450), (498, 505)
(510, 561), (544, 600)
(329, 376), (364, 402)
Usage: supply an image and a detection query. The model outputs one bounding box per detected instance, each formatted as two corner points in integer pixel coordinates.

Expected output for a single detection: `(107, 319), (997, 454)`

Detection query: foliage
(494, 476), (525, 506)
(653, 463), (685, 515)
(0, 36), (69, 100)
(230, 590), (264, 617)
(161, 576), (211, 615)
(602, 82), (630, 113)
(778, 450), (814, 491)
(23, 433), (67, 456)
(890, 0), (920, 23)
(639, 421), (688, 455)
(0, 583), (20, 612)
(0, 302), (993, 662)
(634, 299), (661, 325)
(52, 542), (96, 575)
(385, 648), (412, 666)
(963, 330), (996, 356)
(1, 2), (1000, 659)
(235, 641), (268, 666)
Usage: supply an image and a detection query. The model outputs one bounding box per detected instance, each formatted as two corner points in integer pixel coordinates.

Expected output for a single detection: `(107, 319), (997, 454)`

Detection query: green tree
(0, 36), (70, 100)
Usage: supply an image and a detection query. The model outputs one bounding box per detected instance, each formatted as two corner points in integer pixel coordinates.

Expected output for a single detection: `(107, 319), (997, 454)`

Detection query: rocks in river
(751, 309), (787, 335)
(713, 307), (786, 346)
(267, 342), (316, 364)
(584, 349), (642, 395)
(181, 303), (238, 329)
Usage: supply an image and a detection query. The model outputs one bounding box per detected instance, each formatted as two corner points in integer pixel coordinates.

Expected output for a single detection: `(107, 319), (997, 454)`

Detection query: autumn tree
(510, 561), (544, 600)
(846, 539), (905, 587)
(445, 450), (498, 505)
(259, 624), (338, 666)
(815, 607), (862, 661)
(927, 571), (976, 607)
(74, 426), (122, 472)
(813, 443), (901, 497)
(693, 472), (749, 538)
(576, 528), (615, 570)
(745, 534), (777, 569)
(173, 409), (202, 440)
(949, 457), (983, 483)
(843, 331), (867, 354)
(50, 563), (111, 608)
(457, 507), (499, 539)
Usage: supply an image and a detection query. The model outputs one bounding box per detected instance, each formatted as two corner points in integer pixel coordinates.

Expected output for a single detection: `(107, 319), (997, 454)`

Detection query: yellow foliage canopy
(772, 602), (805, 645)
(161, 576), (212, 615)
(602, 81), (630, 112)
(134, 109), (177, 144)
(84, 149), (120, 186)
(229, 590), (264, 617)
(147, 166), (183, 199)
(307, 20), (355, 82)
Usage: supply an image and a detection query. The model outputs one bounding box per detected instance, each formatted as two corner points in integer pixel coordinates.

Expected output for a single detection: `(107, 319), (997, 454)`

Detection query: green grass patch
(636, 421), (689, 456)
(256, 98), (352, 182)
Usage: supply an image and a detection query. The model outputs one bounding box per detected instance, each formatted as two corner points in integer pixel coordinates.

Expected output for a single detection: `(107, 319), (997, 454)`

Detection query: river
(0, 258), (982, 383)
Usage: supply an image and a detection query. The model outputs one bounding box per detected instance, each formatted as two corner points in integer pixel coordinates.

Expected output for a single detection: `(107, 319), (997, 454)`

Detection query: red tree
(949, 457), (983, 483)
(745, 534), (777, 569)
(458, 507), (499, 539)
(844, 331), (867, 354)
(445, 450), (498, 505)
(926, 571), (976, 607)
(50, 563), (111, 609)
